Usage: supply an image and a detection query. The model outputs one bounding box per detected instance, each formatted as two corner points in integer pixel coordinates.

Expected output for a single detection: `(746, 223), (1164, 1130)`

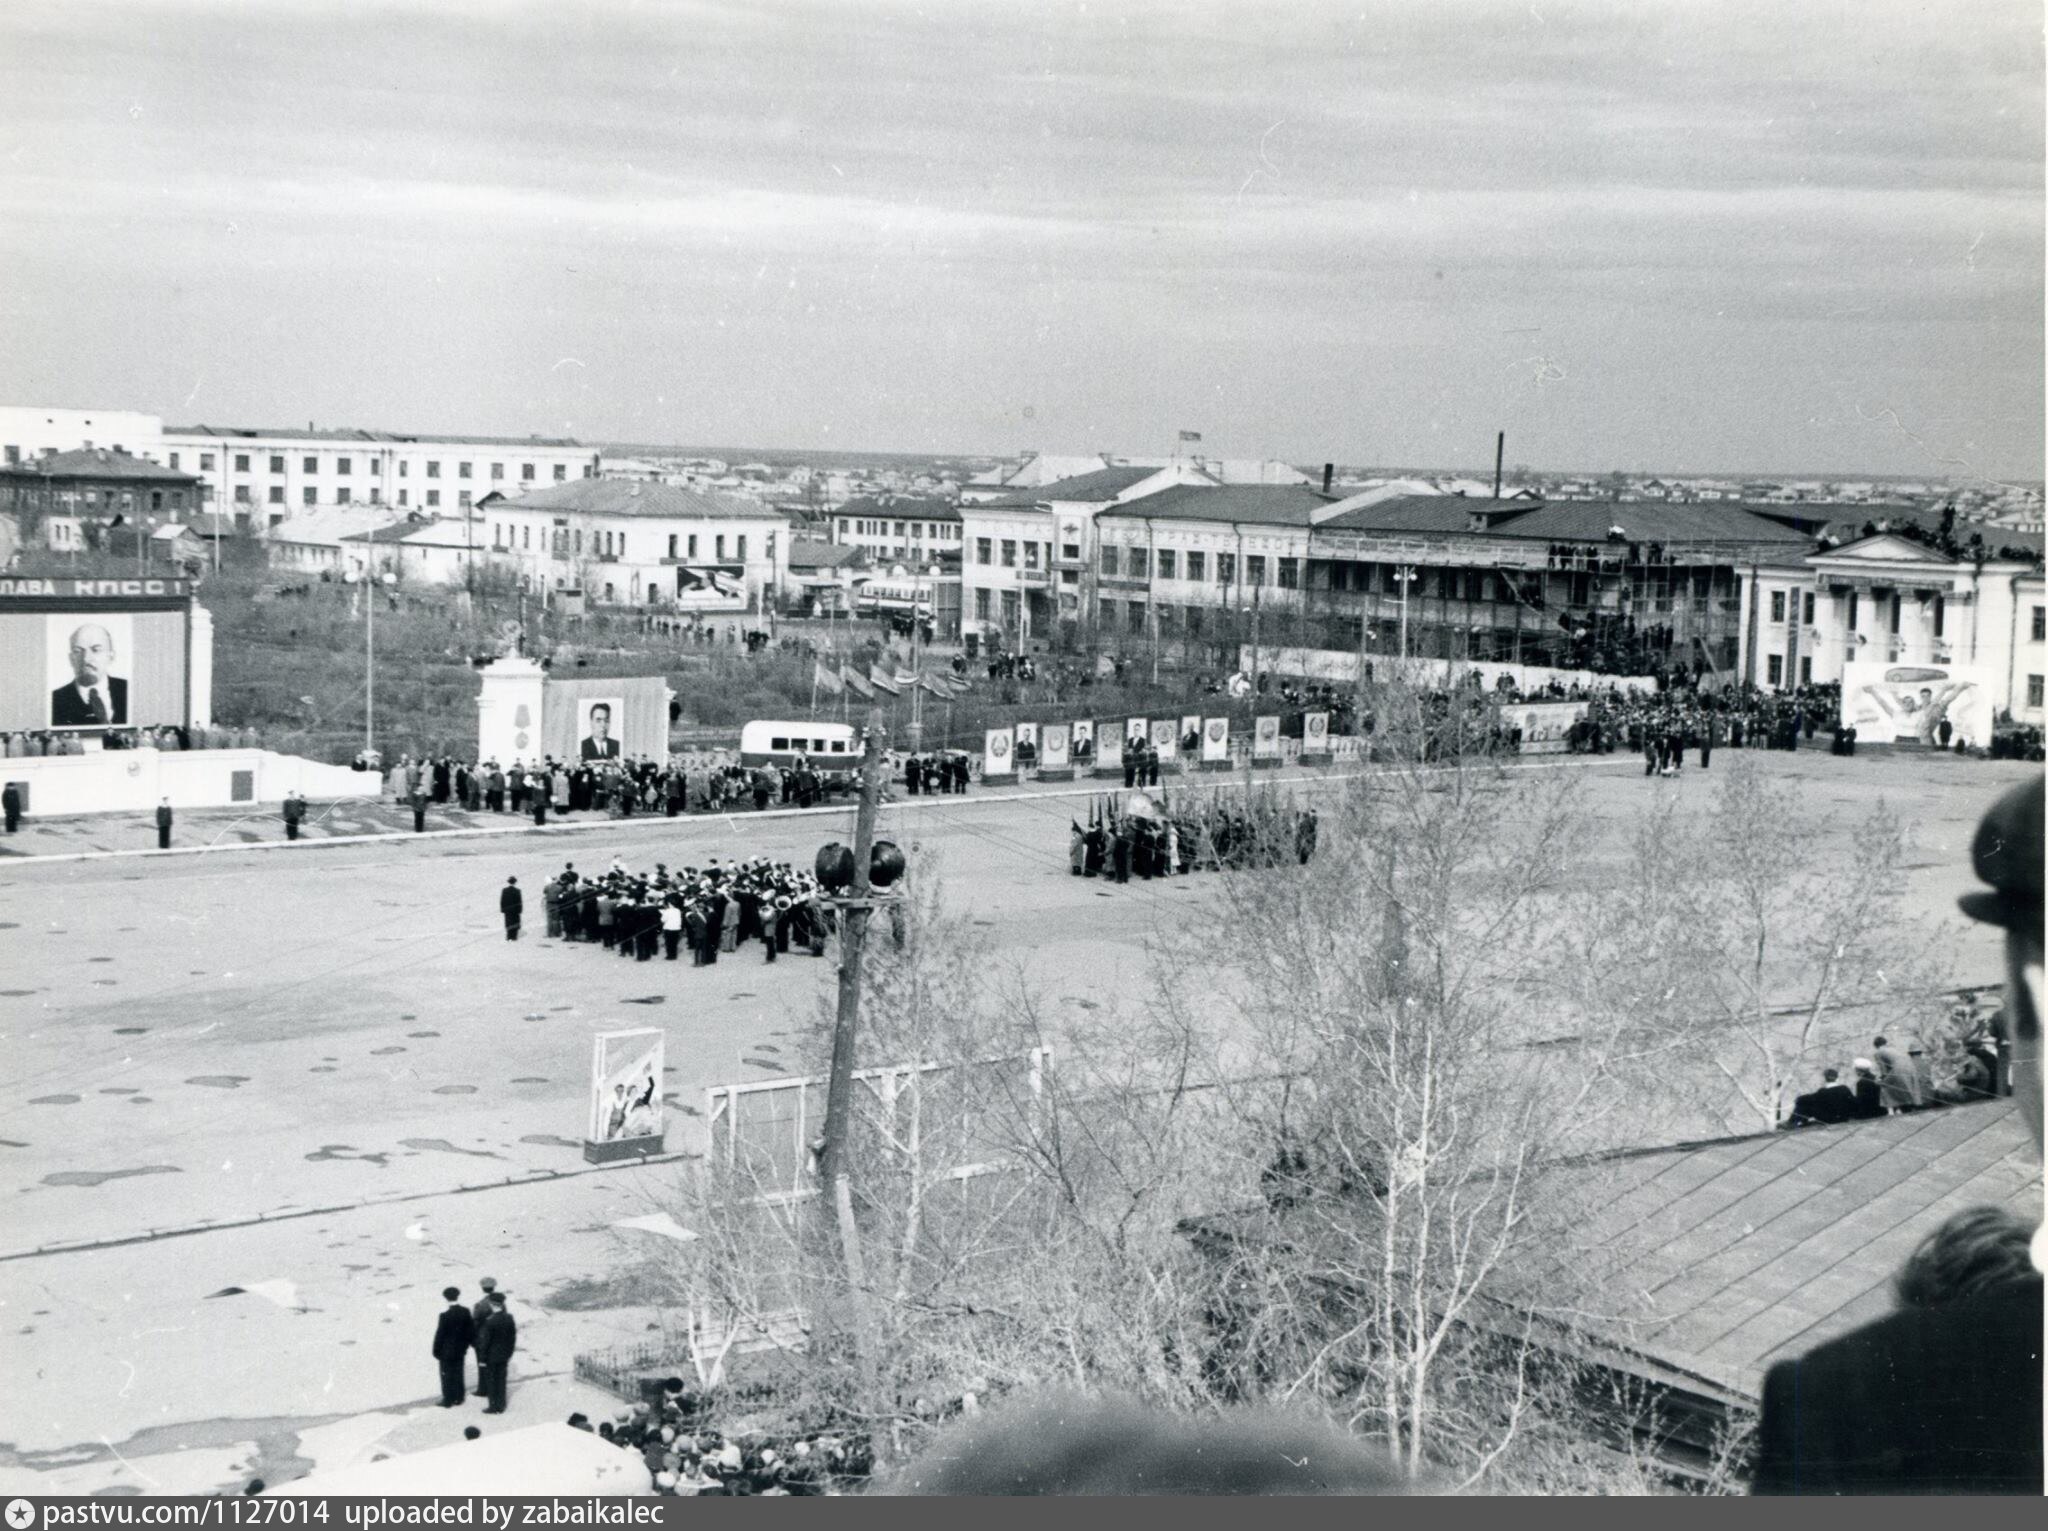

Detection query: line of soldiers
(900, 751), (971, 795)
(539, 855), (834, 966)
(1069, 789), (1319, 883)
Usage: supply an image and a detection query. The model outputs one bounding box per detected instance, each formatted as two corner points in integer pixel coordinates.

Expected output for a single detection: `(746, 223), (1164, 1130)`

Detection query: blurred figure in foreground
(884, 1391), (1414, 1495)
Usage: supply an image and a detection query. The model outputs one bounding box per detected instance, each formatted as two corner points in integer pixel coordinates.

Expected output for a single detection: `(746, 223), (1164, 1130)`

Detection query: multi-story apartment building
(828, 494), (963, 565)
(474, 479), (791, 611)
(159, 424), (599, 522)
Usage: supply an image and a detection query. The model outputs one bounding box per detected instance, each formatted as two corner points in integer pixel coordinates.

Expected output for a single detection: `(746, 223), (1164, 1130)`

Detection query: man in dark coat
(469, 1277), (498, 1396)
(1753, 779), (2043, 1494)
(499, 877), (523, 940)
(155, 797), (173, 850)
(477, 1291), (517, 1414)
(432, 1286), (474, 1406)
(3, 780), (20, 834)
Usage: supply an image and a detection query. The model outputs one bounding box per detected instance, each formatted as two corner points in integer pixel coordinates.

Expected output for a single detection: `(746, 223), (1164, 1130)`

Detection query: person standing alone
(155, 797), (173, 850)
(431, 1286), (474, 1407)
(500, 876), (523, 940)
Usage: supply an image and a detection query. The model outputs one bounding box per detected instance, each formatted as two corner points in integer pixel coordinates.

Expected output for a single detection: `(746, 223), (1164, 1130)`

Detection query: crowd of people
(2, 722), (261, 756)
(1782, 1024), (2004, 1129)
(899, 750), (972, 794)
(1550, 682), (1848, 767)
(1069, 789), (1318, 882)
(570, 1380), (876, 1496)
(530, 855), (834, 967)
(374, 750), (844, 825)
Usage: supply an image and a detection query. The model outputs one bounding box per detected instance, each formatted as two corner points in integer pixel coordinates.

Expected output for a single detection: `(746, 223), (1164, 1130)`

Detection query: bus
(855, 578), (934, 620)
(738, 719), (862, 776)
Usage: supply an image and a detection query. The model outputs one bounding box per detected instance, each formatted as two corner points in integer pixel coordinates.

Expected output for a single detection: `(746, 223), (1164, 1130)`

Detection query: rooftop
(786, 538), (867, 572)
(1098, 483), (1331, 528)
(833, 493), (961, 522)
(1315, 495), (1814, 546)
(0, 448), (199, 484)
(482, 480), (786, 522)
(976, 465), (1169, 507)
(166, 424), (586, 450)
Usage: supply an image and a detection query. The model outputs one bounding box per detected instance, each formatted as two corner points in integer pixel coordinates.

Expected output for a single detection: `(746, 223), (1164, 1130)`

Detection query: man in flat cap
(469, 1277), (498, 1396)
(1753, 778), (2042, 1495)
(477, 1289), (517, 1415)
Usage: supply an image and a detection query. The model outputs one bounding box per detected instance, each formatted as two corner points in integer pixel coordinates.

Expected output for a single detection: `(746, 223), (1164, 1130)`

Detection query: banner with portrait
(1841, 660), (1995, 749)
(1013, 720), (1039, 754)
(1180, 714), (1202, 752)
(1302, 711), (1330, 754)
(589, 1029), (665, 1146)
(1071, 718), (1096, 761)
(983, 725), (1016, 775)
(44, 612), (135, 728)
(541, 675), (670, 764)
(1202, 716), (1231, 764)
(1126, 716), (1149, 743)
(1040, 722), (1071, 771)
(1253, 715), (1282, 759)
(1094, 721), (1124, 773)
(1148, 717), (1178, 760)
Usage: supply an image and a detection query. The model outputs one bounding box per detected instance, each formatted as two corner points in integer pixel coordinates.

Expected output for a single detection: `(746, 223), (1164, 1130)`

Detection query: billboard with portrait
(1126, 716), (1149, 743)
(576, 696), (625, 762)
(540, 675), (670, 764)
(0, 581), (193, 734)
(1071, 718), (1096, 761)
(1180, 714), (1202, 752)
(1841, 660), (1995, 749)
(588, 1028), (665, 1146)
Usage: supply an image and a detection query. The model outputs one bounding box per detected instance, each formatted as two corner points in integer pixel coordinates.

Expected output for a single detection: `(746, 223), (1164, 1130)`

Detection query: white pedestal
(476, 656), (547, 766)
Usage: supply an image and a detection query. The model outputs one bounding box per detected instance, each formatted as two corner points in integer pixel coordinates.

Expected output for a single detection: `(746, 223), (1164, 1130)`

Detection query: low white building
(0, 404), (163, 465)
(159, 423), (599, 519)
(264, 506), (406, 575)
(476, 479), (791, 612)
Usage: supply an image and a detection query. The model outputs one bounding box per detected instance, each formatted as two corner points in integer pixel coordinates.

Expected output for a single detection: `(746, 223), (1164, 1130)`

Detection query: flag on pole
(814, 660), (843, 696)
(869, 665), (901, 696)
(893, 667), (919, 691)
(843, 666), (874, 699)
(1178, 430), (1202, 443)
(919, 672), (951, 697)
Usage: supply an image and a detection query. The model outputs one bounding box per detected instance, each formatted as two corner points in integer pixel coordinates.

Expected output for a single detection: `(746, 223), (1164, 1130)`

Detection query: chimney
(1321, 462), (1334, 495)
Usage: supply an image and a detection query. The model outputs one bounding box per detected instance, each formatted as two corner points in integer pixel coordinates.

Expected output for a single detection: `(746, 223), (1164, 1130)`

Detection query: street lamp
(1394, 565), (1420, 661)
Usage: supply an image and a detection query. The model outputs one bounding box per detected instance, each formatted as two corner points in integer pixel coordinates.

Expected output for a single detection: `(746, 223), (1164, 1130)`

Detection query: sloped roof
(1315, 495), (1490, 534)
(0, 448), (198, 484)
(1029, 465), (1166, 502)
(787, 539), (867, 571)
(1546, 1101), (2040, 1400)
(263, 507), (404, 546)
(167, 424), (585, 449)
(486, 480), (786, 521)
(1097, 483), (1329, 528)
(1500, 500), (1812, 545)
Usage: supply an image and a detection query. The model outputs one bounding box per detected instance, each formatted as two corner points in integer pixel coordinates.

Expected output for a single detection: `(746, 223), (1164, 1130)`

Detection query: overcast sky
(0, 0), (2039, 478)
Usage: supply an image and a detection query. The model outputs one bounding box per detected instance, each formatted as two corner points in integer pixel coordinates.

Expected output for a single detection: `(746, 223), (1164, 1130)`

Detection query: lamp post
(1396, 565), (1419, 661)
(350, 565), (398, 757)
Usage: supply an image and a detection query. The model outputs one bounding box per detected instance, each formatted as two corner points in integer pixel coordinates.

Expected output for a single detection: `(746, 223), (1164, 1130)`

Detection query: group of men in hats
(537, 857), (833, 966)
(430, 1275), (517, 1414)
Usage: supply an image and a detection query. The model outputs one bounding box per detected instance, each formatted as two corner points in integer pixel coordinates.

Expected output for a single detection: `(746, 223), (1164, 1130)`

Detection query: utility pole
(819, 706), (885, 1389)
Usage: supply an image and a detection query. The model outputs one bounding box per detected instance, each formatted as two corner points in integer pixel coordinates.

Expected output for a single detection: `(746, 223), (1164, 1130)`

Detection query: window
(1800, 657), (1812, 685)
(1062, 542), (1080, 561)
(1099, 598), (1119, 629)
(398, 460), (409, 477)
(617, 534), (626, 559)
(458, 461), (472, 479)
(974, 588), (992, 621)
(426, 489), (440, 508)
(1128, 600), (1146, 634)
(894, 521), (906, 537)
(1186, 550), (1205, 583)
(168, 452), (180, 469)
(336, 487), (351, 505)
(1100, 546), (1118, 576)
(234, 454), (250, 472)
(2033, 607), (2045, 642)
(1217, 553), (1235, 585)
(398, 489), (408, 507)
(427, 460), (441, 478)
(2030, 675), (2045, 709)
(1158, 549), (1177, 581)
(1024, 540), (1041, 570)
(522, 463), (536, 482)
(522, 526), (531, 550)
(1186, 605), (1203, 635)
(268, 486), (284, 505)
(1278, 556), (1300, 590)
(458, 491), (471, 508)
(200, 453), (215, 470)
(491, 462), (504, 481)
(303, 487), (317, 506)
(1126, 547), (1148, 580)
(1767, 654), (1784, 686)
(270, 455), (285, 474)
(233, 485), (250, 504)
(1933, 595), (1945, 638)
(715, 535), (726, 560)
(976, 537), (992, 565)
(1000, 539), (1017, 567)
(1802, 591), (1815, 625)
(687, 535), (698, 558)
(668, 534), (678, 558)
(337, 457), (351, 475)
(369, 487), (381, 505)
(1769, 591), (1786, 623)
(553, 464), (567, 481)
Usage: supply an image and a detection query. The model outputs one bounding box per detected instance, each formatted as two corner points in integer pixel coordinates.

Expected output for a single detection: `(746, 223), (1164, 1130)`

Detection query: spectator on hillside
(1782, 1068), (1858, 1129)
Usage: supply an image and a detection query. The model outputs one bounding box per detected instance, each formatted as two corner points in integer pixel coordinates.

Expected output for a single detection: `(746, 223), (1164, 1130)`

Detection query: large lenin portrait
(47, 614), (132, 727)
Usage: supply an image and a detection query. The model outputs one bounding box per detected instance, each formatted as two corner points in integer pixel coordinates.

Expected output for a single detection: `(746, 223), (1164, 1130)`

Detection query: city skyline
(1, 0), (2041, 481)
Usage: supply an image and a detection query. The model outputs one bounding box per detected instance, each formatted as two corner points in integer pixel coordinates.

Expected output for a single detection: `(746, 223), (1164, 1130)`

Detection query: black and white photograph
(0, 0), (2039, 1505)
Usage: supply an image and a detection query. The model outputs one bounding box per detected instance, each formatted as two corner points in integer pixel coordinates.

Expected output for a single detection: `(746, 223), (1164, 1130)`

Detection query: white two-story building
(475, 479), (791, 612)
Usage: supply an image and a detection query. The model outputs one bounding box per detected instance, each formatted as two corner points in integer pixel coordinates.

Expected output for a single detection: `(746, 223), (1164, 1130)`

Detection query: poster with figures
(1840, 660), (1994, 749)
(1202, 717), (1231, 764)
(588, 1029), (665, 1147)
(1253, 715), (1282, 758)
